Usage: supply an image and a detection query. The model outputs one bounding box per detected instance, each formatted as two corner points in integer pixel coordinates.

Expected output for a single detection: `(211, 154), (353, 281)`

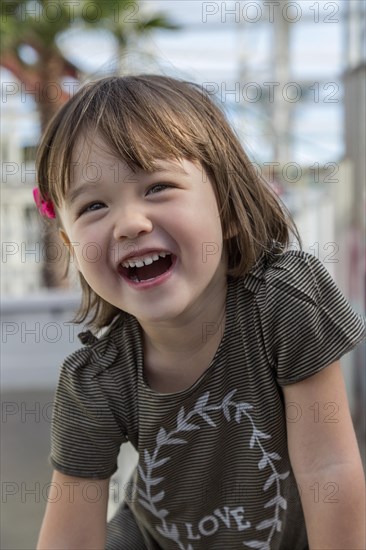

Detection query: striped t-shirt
(50, 250), (366, 550)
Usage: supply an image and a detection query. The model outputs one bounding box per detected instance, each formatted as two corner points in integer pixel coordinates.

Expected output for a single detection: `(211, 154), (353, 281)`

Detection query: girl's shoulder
(60, 312), (128, 379)
(236, 248), (365, 385)
(240, 248), (337, 305)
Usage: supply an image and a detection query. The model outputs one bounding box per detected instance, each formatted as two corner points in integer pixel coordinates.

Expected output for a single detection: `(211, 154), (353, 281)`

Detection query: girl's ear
(59, 228), (80, 271)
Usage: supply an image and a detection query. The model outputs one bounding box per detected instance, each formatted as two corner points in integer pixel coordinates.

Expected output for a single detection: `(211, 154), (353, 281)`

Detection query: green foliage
(1, 0), (179, 68)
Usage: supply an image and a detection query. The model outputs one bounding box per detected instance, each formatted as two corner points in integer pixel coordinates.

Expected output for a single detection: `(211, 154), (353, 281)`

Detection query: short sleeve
(260, 251), (366, 386)
(50, 348), (127, 479)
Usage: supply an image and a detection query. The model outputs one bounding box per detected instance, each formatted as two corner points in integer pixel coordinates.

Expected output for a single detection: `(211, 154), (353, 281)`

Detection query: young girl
(35, 75), (365, 550)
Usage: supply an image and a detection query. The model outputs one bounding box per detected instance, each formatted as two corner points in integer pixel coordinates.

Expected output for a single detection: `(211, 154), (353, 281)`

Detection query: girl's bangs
(96, 105), (205, 173)
(42, 76), (214, 207)
(49, 106), (205, 207)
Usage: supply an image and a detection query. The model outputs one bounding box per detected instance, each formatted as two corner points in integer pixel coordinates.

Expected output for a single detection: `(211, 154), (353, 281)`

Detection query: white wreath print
(137, 389), (289, 550)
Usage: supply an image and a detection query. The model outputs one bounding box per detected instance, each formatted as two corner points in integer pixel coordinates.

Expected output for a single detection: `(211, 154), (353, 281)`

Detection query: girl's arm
(37, 470), (110, 549)
(283, 359), (365, 549)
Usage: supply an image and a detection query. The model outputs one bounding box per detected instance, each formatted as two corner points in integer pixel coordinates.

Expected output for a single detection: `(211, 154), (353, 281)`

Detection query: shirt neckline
(132, 275), (237, 399)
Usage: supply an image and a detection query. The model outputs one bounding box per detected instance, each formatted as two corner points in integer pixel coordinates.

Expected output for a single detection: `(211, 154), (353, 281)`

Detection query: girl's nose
(113, 210), (153, 241)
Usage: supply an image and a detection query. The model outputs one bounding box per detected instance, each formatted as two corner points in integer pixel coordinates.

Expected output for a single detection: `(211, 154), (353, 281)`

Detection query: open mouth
(119, 254), (174, 283)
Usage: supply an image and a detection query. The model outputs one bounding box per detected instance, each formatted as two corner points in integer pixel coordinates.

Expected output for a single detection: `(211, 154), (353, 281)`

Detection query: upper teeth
(121, 251), (171, 269)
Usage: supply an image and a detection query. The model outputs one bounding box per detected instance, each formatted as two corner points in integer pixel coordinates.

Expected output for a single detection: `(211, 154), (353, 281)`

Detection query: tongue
(134, 255), (172, 281)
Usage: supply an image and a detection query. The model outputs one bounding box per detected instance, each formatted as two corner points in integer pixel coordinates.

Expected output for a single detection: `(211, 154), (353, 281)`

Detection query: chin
(135, 300), (193, 324)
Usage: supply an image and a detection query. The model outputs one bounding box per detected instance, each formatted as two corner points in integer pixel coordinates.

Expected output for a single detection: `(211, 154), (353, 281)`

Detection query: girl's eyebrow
(65, 163), (189, 205)
(153, 162), (188, 176)
(66, 182), (101, 205)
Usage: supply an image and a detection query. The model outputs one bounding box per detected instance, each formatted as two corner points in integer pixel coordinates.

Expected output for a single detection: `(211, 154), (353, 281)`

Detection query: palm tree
(1, 0), (179, 288)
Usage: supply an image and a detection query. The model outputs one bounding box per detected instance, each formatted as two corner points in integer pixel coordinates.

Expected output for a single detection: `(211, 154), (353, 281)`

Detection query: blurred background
(1, 0), (365, 548)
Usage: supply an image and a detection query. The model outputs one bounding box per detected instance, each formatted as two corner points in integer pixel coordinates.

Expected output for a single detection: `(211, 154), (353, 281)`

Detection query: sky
(1, 0), (350, 164)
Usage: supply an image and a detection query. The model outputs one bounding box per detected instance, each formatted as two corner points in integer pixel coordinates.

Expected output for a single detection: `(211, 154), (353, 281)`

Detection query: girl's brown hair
(36, 75), (302, 330)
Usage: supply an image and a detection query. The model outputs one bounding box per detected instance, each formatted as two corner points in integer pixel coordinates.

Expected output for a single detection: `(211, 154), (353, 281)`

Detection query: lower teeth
(128, 258), (173, 283)
(130, 274), (156, 283)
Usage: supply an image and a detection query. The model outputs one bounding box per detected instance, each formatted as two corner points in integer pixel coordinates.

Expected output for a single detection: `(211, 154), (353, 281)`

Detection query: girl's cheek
(78, 244), (106, 269)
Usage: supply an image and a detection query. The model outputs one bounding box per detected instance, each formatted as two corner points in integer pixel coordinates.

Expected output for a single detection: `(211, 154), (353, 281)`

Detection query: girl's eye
(147, 184), (170, 195)
(78, 202), (106, 216)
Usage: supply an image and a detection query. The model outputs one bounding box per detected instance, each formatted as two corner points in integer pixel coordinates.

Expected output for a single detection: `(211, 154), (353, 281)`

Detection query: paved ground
(2, 389), (365, 550)
(1, 390), (55, 550)
(1, 388), (139, 550)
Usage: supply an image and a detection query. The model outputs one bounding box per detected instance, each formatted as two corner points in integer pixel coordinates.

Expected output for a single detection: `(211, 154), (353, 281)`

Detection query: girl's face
(58, 136), (228, 325)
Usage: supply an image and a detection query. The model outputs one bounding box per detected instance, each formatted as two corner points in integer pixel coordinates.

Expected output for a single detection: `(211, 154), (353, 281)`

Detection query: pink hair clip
(33, 187), (56, 219)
